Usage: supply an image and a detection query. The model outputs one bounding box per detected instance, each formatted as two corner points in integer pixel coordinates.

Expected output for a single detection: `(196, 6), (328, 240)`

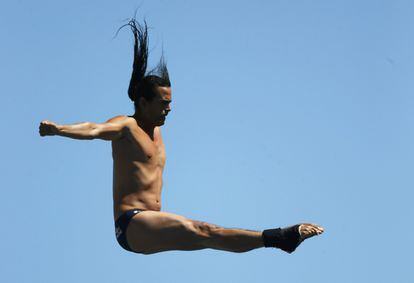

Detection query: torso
(111, 116), (166, 220)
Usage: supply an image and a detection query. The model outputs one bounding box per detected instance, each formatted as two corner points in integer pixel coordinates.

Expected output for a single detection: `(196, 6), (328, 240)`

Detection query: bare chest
(143, 140), (166, 168)
(112, 128), (166, 168)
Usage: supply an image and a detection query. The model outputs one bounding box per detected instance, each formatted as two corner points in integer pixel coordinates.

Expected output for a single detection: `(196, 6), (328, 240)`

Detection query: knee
(190, 220), (217, 238)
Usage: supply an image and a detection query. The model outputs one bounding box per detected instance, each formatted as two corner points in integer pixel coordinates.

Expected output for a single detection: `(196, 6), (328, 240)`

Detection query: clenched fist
(39, 120), (59, 136)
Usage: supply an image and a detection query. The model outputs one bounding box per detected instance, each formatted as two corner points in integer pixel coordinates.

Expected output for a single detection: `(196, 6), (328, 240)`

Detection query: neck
(132, 112), (155, 139)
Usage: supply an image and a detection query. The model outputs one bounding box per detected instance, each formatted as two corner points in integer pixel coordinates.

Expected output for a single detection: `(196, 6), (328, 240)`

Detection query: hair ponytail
(126, 19), (149, 102)
(118, 17), (171, 105)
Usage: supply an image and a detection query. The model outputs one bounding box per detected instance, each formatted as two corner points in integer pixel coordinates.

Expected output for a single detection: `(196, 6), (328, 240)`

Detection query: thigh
(126, 210), (206, 254)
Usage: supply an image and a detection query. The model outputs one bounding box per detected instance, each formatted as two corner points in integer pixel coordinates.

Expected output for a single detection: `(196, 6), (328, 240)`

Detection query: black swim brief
(115, 208), (143, 252)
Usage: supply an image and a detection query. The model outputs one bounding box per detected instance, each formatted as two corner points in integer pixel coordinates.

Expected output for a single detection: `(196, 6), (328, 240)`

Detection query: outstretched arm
(39, 116), (129, 141)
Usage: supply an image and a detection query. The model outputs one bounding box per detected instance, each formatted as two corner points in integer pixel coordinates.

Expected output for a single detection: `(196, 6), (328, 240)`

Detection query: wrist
(54, 124), (63, 135)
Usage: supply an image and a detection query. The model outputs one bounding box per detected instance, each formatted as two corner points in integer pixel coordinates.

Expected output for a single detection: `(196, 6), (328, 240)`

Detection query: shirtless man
(39, 19), (324, 255)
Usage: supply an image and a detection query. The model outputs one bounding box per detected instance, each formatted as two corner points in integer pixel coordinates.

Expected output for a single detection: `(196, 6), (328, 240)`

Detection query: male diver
(39, 19), (324, 254)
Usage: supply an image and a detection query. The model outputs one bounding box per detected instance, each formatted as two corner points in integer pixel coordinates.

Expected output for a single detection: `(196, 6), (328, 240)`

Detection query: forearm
(56, 122), (98, 140)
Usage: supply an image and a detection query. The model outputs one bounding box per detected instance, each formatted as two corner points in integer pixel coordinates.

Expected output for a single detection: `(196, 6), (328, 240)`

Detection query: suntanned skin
(39, 86), (324, 254)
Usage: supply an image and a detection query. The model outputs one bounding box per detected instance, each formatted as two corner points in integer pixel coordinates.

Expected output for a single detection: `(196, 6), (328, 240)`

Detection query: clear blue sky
(1, 1), (413, 282)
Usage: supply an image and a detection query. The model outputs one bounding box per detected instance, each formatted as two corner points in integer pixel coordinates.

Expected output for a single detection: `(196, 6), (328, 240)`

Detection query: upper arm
(91, 116), (130, 141)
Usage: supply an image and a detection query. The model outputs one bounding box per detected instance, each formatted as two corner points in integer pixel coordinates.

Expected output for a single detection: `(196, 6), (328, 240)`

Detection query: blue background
(1, 1), (413, 282)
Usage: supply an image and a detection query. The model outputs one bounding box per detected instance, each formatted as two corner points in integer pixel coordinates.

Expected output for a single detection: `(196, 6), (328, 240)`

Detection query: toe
(299, 224), (324, 240)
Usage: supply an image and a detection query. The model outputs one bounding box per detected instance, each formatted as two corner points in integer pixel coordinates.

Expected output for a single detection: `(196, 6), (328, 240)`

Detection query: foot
(283, 223), (324, 253)
(298, 223), (324, 242)
(262, 223), (324, 254)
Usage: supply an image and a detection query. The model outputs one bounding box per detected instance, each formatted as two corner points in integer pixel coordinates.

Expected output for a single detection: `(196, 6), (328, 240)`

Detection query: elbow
(88, 123), (100, 139)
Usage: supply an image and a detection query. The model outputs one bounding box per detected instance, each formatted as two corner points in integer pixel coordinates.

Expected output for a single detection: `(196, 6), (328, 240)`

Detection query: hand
(39, 120), (59, 136)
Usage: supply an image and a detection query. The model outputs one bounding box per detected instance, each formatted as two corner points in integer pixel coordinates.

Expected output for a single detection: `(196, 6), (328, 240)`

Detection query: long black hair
(122, 18), (171, 106)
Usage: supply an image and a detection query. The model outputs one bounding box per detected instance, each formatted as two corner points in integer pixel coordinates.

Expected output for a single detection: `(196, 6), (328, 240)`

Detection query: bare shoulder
(105, 115), (136, 128)
(105, 115), (129, 123)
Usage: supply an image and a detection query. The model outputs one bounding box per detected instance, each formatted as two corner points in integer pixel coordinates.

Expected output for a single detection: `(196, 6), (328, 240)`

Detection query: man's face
(144, 86), (172, 126)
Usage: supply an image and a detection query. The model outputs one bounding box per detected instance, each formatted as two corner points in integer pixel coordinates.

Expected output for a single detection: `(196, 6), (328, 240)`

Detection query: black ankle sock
(262, 225), (302, 253)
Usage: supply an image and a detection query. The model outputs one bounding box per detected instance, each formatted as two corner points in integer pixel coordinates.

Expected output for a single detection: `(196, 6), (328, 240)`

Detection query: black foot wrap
(262, 225), (302, 253)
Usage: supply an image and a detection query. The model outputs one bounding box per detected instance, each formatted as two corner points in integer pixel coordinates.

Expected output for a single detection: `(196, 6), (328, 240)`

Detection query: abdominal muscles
(113, 159), (164, 217)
